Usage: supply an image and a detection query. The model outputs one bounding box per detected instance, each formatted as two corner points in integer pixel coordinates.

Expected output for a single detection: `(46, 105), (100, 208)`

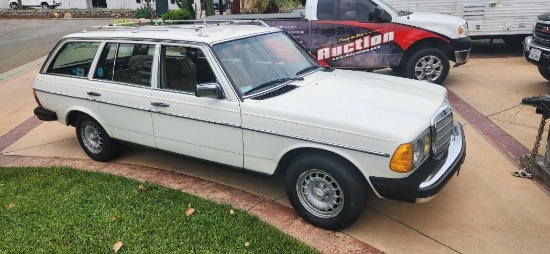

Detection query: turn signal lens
(390, 143), (413, 173)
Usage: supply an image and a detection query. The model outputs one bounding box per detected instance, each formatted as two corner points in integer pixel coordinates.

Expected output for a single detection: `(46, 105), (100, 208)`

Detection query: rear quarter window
(47, 42), (100, 77)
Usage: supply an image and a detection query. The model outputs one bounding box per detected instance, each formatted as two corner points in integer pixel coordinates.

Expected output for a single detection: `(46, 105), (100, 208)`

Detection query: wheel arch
(65, 108), (113, 137)
(401, 37), (454, 66)
(274, 146), (371, 186)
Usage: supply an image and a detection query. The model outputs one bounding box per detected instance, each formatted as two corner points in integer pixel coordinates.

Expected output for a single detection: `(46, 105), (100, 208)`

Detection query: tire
(10, 2), (18, 9)
(285, 153), (367, 230)
(41, 3), (48, 9)
(539, 67), (550, 82)
(404, 47), (450, 85)
(75, 115), (120, 161)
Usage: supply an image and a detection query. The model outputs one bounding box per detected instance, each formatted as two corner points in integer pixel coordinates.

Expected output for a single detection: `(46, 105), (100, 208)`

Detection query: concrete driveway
(1, 53), (549, 253)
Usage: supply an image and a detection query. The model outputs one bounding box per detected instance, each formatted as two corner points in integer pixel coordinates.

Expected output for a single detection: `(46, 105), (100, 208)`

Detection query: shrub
(134, 6), (153, 19)
(205, 0), (214, 16)
(162, 9), (192, 22)
(112, 19), (135, 26)
(175, 0), (196, 19)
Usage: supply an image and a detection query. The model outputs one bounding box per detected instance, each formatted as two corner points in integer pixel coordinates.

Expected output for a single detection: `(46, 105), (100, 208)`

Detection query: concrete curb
(0, 56), (45, 84)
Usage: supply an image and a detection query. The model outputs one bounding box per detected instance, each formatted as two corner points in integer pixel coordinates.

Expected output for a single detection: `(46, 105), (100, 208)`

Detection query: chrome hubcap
(81, 121), (102, 154)
(296, 169), (344, 218)
(414, 55), (443, 82)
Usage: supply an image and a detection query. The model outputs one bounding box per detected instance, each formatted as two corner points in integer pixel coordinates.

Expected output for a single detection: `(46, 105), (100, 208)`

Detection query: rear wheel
(404, 47), (450, 84)
(285, 153), (367, 230)
(75, 115), (120, 161)
(41, 3), (48, 9)
(539, 67), (550, 82)
(10, 2), (18, 9)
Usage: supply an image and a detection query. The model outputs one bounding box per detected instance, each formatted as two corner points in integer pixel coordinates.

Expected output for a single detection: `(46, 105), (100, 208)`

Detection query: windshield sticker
(241, 86), (253, 93)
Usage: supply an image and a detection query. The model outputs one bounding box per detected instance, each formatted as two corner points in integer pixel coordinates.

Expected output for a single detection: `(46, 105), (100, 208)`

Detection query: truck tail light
(33, 90), (42, 107)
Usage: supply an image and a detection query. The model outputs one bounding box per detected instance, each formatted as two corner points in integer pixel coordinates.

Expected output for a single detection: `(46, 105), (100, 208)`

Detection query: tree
(205, 0), (214, 16)
(175, 0), (196, 19)
(231, 0), (240, 14)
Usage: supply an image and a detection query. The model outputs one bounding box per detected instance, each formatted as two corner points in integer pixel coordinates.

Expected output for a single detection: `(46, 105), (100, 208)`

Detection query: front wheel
(285, 153), (367, 230)
(404, 47), (450, 85)
(10, 2), (18, 9)
(41, 3), (48, 9)
(75, 115), (120, 161)
(538, 67), (550, 82)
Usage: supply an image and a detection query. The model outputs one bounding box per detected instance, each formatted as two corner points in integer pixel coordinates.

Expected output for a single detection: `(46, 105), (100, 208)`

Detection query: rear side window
(94, 42), (156, 87)
(47, 42), (100, 77)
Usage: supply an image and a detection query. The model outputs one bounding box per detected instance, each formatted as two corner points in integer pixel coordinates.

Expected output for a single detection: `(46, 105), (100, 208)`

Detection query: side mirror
(374, 6), (392, 22)
(195, 83), (224, 99)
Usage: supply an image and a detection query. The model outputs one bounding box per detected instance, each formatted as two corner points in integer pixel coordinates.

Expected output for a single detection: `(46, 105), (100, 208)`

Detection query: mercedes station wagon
(32, 22), (466, 230)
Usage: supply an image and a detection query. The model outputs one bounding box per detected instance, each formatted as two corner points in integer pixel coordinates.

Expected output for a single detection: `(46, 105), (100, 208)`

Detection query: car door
(151, 43), (243, 167)
(315, 0), (399, 68)
(88, 41), (157, 148)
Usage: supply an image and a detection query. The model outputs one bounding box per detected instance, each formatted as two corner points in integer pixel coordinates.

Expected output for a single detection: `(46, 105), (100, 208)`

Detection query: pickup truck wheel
(41, 3), (48, 9)
(75, 115), (120, 162)
(538, 67), (550, 82)
(285, 153), (366, 230)
(10, 2), (18, 9)
(404, 47), (449, 85)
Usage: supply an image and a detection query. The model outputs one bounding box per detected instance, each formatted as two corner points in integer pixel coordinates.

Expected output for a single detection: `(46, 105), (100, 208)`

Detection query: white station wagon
(33, 22), (466, 230)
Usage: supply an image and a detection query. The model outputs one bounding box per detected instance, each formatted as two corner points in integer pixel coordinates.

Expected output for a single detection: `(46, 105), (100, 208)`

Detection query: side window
(338, 0), (376, 21)
(160, 45), (216, 93)
(317, 0), (334, 20)
(47, 42), (100, 77)
(95, 43), (155, 87)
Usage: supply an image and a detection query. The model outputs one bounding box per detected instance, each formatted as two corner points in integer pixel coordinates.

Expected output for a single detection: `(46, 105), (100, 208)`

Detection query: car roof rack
(81, 19), (269, 37)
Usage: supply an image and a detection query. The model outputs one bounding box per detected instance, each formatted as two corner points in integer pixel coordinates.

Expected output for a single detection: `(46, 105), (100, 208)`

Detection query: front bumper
(523, 36), (550, 68)
(369, 121), (466, 203)
(451, 37), (471, 65)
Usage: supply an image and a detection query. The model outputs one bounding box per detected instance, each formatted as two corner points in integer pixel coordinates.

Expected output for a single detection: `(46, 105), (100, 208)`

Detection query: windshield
(213, 32), (319, 96)
(373, 0), (398, 15)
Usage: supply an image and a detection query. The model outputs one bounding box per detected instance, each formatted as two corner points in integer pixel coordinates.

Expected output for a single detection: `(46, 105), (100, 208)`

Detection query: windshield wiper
(295, 66), (321, 76)
(398, 10), (412, 16)
(244, 77), (304, 96)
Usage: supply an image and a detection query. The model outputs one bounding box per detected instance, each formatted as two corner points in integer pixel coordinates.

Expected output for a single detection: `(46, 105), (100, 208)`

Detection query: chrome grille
(432, 106), (453, 155)
(534, 23), (550, 42)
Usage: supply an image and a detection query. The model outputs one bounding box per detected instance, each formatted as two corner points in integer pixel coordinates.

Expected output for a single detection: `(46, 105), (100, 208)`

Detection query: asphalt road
(0, 19), (113, 74)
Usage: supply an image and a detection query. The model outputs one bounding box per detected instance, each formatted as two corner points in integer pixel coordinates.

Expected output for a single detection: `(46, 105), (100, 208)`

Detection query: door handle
(87, 91), (101, 96)
(151, 101), (170, 107)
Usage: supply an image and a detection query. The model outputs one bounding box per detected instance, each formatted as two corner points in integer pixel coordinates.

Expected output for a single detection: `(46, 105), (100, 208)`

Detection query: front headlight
(390, 129), (431, 173)
(458, 23), (469, 37)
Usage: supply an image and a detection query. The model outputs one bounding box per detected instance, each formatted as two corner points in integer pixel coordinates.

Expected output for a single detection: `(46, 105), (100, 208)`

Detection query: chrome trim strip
(243, 126), (390, 157)
(525, 36), (550, 52)
(35, 88), (389, 157)
(419, 121), (463, 189)
(34, 88), (152, 112)
(154, 111), (241, 128)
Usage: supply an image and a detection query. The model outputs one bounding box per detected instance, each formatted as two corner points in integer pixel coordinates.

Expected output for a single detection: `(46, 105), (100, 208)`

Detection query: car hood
(394, 12), (466, 38)
(243, 69), (447, 145)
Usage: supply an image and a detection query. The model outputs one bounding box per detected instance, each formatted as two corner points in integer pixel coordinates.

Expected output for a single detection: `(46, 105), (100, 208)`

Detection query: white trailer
(383, 0), (548, 43)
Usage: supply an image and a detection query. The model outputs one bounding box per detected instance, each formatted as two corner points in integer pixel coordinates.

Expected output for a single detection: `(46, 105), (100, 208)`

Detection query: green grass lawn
(0, 166), (319, 253)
